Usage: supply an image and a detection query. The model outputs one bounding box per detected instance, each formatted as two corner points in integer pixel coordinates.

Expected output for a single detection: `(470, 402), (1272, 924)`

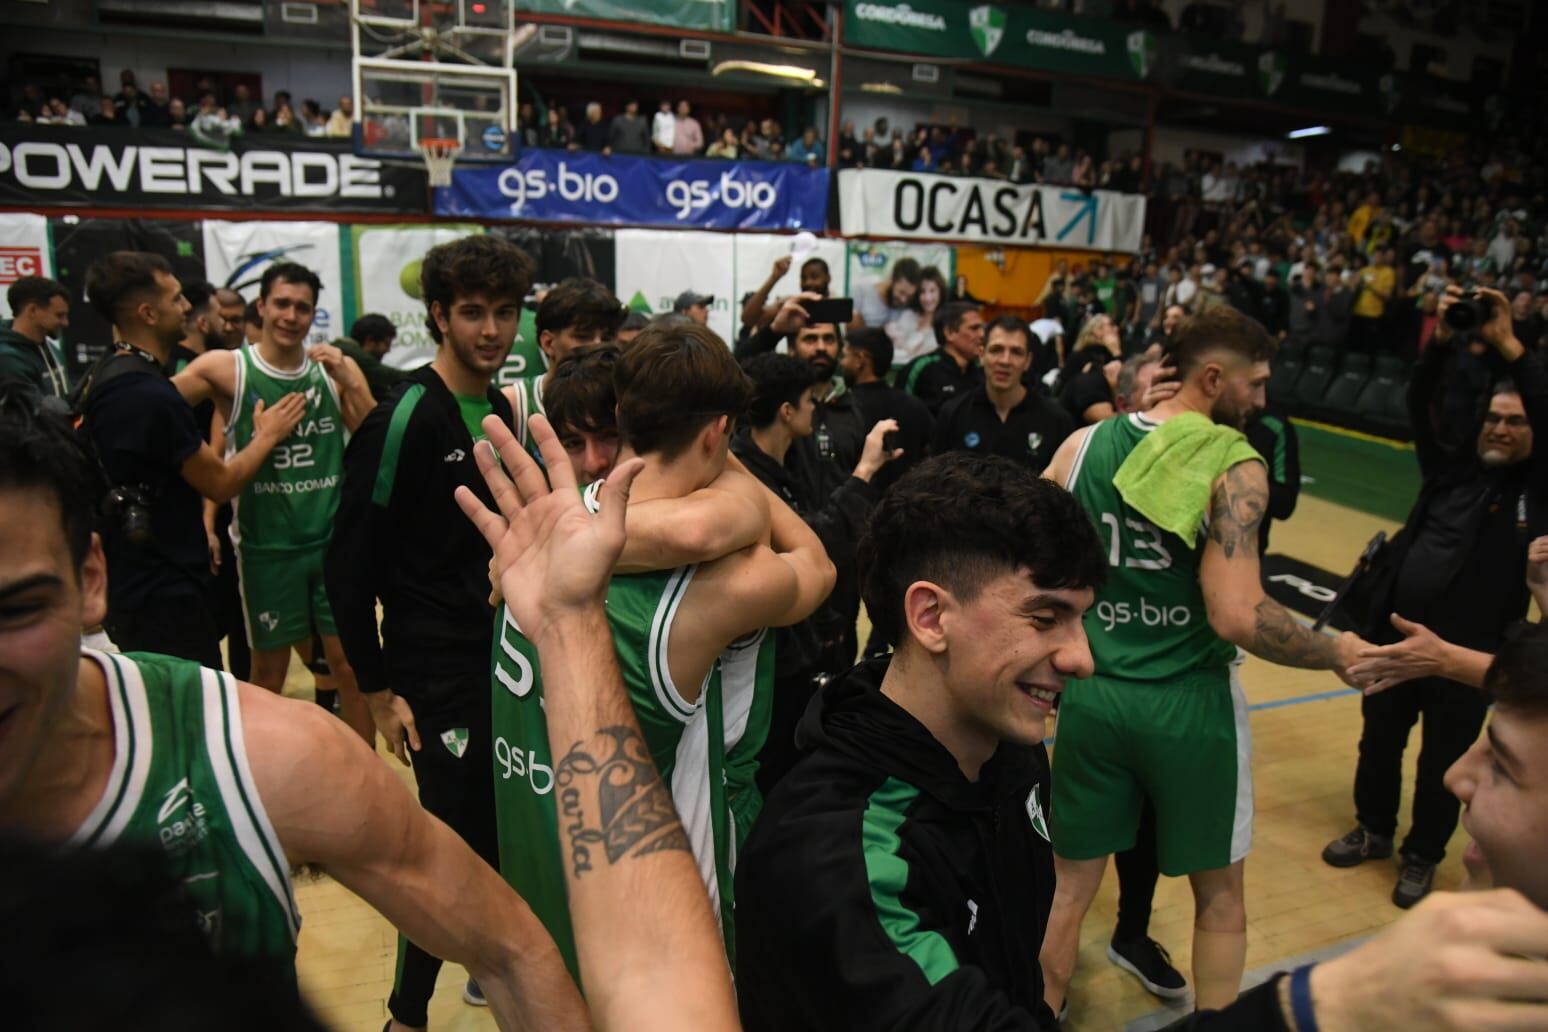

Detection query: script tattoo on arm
(553, 725), (691, 879)
(1206, 462), (1267, 560)
(1251, 597), (1340, 669)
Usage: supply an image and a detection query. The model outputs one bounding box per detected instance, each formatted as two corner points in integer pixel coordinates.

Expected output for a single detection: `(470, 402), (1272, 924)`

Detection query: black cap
(673, 290), (713, 312)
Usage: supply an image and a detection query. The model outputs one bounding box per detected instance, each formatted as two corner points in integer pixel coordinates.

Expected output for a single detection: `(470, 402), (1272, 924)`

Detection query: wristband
(1289, 964), (1319, 1032)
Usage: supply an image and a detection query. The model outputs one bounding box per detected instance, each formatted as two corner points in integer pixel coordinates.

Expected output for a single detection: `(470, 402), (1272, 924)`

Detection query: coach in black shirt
(901, 301), (985, 415)
(840, 327), (932, 496)
(932, 316), (1074, 474)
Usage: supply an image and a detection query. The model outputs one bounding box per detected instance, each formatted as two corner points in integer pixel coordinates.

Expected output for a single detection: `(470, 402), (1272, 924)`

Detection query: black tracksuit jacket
(734, 656), (1290, 1031)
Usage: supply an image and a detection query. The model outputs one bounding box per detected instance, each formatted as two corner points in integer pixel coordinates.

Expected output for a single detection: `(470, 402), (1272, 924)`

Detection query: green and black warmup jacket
(325, 368), (513, 708)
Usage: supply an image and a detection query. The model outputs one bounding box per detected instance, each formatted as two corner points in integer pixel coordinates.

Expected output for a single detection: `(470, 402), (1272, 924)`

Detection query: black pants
(1114, 799), (1162, 942)
(1353, 675), (1487, 864)
(106, 591), (221, 669)
(388, 673), (498, 1028)
(215, 505), (250, 681)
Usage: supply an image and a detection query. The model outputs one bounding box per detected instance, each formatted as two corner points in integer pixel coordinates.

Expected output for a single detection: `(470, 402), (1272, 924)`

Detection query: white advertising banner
(351, 223), (485, 370)
(614, 228), (737, 345)
(837, 169), (1147, 254)
(0, 213), (54, 319)
(731, 233), (850, 337)
(201, 220), (345, 346)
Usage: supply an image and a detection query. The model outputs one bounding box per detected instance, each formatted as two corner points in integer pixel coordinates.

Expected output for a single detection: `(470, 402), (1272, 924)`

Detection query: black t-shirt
(1060, 369), (1115, 424)
(84, 363), (210, 610)
(931, 386), (1075, 474)
(848, 380), (934, 496)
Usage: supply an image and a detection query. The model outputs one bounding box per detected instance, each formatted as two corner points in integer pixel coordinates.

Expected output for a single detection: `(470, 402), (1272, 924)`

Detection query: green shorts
(235, 544), (336, 652)
(1050, 664), (1252, 876)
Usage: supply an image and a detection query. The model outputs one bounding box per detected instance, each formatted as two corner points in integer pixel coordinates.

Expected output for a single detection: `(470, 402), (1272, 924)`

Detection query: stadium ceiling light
(1286, 126), (1332, 139)
(711, 61), (818, 83)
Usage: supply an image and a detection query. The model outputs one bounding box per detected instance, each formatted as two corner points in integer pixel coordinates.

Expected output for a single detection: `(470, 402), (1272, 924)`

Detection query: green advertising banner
(1168, 38), (1387, 121)
(517, 0), (732, 32)
(845, 0), (1154, 80)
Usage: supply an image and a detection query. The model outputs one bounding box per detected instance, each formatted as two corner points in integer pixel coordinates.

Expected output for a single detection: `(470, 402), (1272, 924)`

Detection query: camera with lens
(102, 483), (156, 545)
(1443, 288), (1494, 333)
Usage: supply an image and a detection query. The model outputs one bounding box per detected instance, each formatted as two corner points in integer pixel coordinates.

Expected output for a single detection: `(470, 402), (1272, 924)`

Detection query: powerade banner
(517, 0), (732, 31)
(436, 149), (830, 232)
(838, 169), (1145, 254)
(845, 0), (1153, 80)
(0, 124), (427, 214)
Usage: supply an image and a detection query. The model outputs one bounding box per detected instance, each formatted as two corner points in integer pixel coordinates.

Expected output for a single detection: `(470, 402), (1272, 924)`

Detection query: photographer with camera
(1323, 283), (1548, 909)
(78, 252), (305, 665)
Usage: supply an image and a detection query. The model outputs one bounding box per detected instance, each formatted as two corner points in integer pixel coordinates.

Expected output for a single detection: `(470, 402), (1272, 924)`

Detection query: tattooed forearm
(1207, 462), (1267, 559)
(1250, 598), (1339, 669)
(554, 726), (691, 879)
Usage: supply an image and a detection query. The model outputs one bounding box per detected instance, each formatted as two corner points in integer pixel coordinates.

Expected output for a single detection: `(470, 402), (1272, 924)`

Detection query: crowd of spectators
(10, 68), (354, 147)
(513, 98), (830, 165)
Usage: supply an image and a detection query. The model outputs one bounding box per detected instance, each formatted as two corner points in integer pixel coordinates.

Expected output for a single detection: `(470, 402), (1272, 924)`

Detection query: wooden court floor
(288, 493), (1467, 1031)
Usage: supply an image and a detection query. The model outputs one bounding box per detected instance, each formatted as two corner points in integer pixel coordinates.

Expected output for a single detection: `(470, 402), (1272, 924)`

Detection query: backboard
(350, 0), (517, 163)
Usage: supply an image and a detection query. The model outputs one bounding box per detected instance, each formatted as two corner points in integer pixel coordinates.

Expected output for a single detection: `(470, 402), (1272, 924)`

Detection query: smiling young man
(324, 234), (534, 1031)
(930, 315), (1074, 475)
(173, 262), (375, 744)
(733, 453), (1106, 1029)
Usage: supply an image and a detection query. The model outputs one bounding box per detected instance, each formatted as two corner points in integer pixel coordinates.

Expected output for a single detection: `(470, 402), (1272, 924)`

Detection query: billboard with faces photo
(845, 240), (956, 367)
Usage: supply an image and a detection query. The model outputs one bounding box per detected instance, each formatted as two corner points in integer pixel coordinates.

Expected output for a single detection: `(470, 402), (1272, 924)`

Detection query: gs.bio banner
(838, 168), (1145, 254)
(436, 149), (830, 231)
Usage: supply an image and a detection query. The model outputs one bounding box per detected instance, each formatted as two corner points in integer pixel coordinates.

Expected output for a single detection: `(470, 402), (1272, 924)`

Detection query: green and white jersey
(72, 648), (301, 989)
(508, 373), (546, 459)
(1064, 413), (1238, 682)
(227, 345), (346, 555)
(718, 628), (776, 853)
(491, 481), (729, 981)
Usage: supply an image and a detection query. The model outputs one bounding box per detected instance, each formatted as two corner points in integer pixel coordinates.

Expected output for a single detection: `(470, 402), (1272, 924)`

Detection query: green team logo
(303, 384), (322, 409)
(1125, 30), (1156, 79)
(258, 611), (280, 632)
(1025, 786), (1050, 842)
(441, 727), (470, 759)
(969, 5), (1006, 59)
(1257, 51), (1286, 95)
(1028, 431), (1043, 454)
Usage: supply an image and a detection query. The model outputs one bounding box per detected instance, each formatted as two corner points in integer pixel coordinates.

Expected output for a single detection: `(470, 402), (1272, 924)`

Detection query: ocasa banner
(437, 148), (830, 232)
(838, 169), (1145, 254)
(845, 0), (1153, 80)
(202, 220), (346, 346)
(0, 123), (427, 214)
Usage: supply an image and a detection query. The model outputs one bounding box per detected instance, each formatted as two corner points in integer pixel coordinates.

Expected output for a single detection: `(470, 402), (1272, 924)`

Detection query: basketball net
(420, 139), (460, 189)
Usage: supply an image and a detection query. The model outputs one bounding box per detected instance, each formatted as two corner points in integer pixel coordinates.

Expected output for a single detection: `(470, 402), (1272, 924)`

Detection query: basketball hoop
(420, 138), (460, 188)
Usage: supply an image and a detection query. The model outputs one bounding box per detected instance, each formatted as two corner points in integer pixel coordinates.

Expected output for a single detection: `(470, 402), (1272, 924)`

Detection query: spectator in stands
(190, 93), (242, 147)
(672, 100), (703, 156)
(608, 99), (650, 155)
(301, 99), (327, 137)
(1059, 316), (1122, 424)
(1144, 303), (1186, 354)
(246, 107), (272, 133)
(788, 127), (824, 166)
(1043, 143), (1074, 186)
(1352, 247), (1396, 352)
(141, 81), (172, 128)
(113, 70), (145, 128)
(910, 147), (935, 173)
(326, 97), (353, 137)
(579, 101), (609, 152)
(707, 128), (740, 159)
(540, 105), (573, 149)
(69, 75), (101, 120)
(1287, 263), (1323, 347)
(87, 94), (121, 127)
(227, 83), (258, 123)
(38, 98), (85, 127)
(273, 99), (302, 135)
(651, 99), (674, 153)
(1314, 266), (1354, 349)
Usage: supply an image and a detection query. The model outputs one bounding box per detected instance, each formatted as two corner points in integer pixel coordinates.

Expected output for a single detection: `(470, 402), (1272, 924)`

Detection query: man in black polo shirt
(931, 316), (1074, 475)
(325, 234), (535, 1029)
(840, 327), (932, 496)
(901, 301), (985, 415)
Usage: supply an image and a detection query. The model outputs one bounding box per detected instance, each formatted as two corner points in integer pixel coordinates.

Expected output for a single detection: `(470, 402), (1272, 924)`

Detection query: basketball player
(1039, 306), (1368, 1014)
(172, 263), (375, 743)
(491, 322), (834, 981)
(0, 390), (587, 1029)
(502, 277), (623, 455)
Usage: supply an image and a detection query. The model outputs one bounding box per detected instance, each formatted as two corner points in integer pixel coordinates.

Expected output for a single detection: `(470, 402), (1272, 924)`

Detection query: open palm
(456, 413), (643, 644)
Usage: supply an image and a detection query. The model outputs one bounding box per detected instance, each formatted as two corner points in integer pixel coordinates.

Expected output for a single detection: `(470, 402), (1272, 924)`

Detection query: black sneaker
(1321, 825), (1394, 868)
(1107, 936), (1189, 1000)
(1393, 856), (1436, 909)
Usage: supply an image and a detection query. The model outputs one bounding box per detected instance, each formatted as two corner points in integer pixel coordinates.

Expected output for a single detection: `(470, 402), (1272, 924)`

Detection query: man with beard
(1039, 305), (1369, 1018)
(1321, 285), (1548, 909)
(325, 235), (535, 1029)
(741, 299), (868, 472)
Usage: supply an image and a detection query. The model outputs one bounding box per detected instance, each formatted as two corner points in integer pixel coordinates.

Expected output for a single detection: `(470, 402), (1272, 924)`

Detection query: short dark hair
(800, 257), (829, 277)
(1482, 622), (1548, 714)
(617, 310), (650, 336)
(84, 251), (172, 325)
(545, 344), (620, 439)
(614, 322), (751, 461)
(935, 301), (980, 346)
(258, 262), (321, 303)
(743, 353), (821, 429)
(6, 276), (68, 315)
(214, 286), (244, 308)
(535, 277), (625, 339)
(846, 327), (893, 374)
(0, 389), (105, 570)
(350, 314), (396, 346)
(181, 280), (217, 314)
(860, 453), (1106, 647)
(242, 301), (261, 328)
(420, 235), (535, 344)
(1172, 306), (1276, 377)
(985, 315), (1031, 351)
(890, 257), (923, 286)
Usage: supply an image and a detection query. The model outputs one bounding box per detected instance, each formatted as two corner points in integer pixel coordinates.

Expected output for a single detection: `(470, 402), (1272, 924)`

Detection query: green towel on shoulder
(1112, 412), (1264, 549)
